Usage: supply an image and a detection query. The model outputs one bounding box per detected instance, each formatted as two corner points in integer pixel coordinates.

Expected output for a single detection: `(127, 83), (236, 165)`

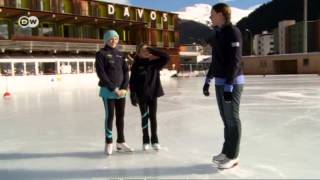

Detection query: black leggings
(138, 98), (159, 144)
(102, 98), (126, 144)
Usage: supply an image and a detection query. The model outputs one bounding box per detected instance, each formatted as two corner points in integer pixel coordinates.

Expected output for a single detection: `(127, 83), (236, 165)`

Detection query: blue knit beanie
(103, 30), (119, 44)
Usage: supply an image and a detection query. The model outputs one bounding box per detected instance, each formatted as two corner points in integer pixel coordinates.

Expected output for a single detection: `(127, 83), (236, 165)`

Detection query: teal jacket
(99, 87), (126, 99)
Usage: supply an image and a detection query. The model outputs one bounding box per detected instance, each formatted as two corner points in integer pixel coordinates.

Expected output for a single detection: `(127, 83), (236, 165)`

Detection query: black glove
(223, 92), (232, 103)
(130, 93), (138, 106)
(203, 83), (210, 96)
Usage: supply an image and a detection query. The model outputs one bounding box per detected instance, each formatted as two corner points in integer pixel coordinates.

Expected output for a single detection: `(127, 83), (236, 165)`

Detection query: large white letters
(163, 13), (168, 22)
(108, 4), (115, 15)
(150, 11), (157, 21)
(124, 7), (130, 17)
(137, 9), (144, 19)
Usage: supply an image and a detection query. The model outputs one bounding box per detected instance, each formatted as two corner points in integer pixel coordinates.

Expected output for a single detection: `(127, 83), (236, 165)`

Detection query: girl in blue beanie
(95, 30), (134, 155)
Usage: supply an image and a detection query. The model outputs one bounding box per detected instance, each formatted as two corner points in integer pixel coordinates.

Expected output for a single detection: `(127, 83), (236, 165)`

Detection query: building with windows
(274, 20), (296, 54)
(286, 20), (320, 54)
(253, 31), (274, 56)
(273, 19), (320, 54)
(0, 0), (180, 76)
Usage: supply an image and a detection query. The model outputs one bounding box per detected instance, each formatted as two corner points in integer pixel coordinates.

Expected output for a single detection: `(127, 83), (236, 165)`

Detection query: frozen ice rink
(1, 74), (320, 179)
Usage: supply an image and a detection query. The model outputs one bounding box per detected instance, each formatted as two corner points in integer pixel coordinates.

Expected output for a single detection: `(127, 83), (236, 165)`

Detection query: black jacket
(95, 45), (129, 91)
(205, 24), (244, 84)
(129, 48), (169, 101)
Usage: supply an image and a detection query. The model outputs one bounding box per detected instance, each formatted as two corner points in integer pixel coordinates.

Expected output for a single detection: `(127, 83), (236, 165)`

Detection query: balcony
(156, 42), (163, 48)
(80, 9), (89, 16)
(156, 23), (163, 29)
(168, 42), (175, 48)
(168, 25), (174, 31)
(1, 35), (136, 53)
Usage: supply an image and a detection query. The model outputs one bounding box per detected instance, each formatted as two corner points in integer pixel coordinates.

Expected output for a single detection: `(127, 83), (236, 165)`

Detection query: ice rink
(1, 74), (320, 179)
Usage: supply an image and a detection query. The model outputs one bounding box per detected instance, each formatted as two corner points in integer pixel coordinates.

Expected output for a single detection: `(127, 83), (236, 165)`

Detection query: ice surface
(0, 74), (320, 179)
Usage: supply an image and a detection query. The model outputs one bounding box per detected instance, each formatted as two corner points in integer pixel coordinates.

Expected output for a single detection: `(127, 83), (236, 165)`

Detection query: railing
(156, 23), (163, 29)
(156, 42), (163, 48)
(168, 25), (174, 31)
(168, 42), (175, 48)
(1, 36), (137, 53)
(11, 35), (103, 44)
(3, 1), (16, 8)
(80, 9), (89, 16)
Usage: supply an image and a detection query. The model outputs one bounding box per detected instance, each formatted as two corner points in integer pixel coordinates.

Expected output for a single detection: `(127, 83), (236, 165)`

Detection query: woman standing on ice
(95, 30), (134, 155)
(129, 43), (169, 151)
(202, 3), (245, 169)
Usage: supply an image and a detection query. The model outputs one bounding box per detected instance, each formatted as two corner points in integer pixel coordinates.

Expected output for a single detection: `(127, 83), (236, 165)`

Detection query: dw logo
(18, 16), (39, 28)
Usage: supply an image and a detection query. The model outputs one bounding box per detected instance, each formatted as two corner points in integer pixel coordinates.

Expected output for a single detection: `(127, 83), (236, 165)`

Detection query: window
(168, 31), (174, 42)
(14, 23), (32, 36)
(82, 25), (96, 39)
(156, 12), (163, 29)
(39, 0), (51, 11)
(0, 0), (4, 6)
(38, 62), (56, 75)
(0, 21), (9, 39)
(16, 0), (22, 8)
(99, 28), (107, 40)
(79, 62), (85, 73)
(39, 23), (54, 36)
(14, 63), (24, 76)
(26, 63), (36, 75)
(86, 62), (94, 73)
(0, 63), (12, 76)
(16, 0), (29, 9)
(98, 4), (107, 17)
(61, 0), (72, 14)
(115, 5), (124, 19)
(303, 58), (309, 66)
(168, 14), (173, 25)
(80, 0), (89, 16)
(62, 25), (77, 38)
(156, 30), (163, 42)
(70, 62), (77, 73)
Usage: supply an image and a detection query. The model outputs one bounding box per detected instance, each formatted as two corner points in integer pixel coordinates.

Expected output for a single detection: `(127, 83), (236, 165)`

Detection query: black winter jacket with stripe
(95, 45), (129, 91)
(205, 24), (244, 85)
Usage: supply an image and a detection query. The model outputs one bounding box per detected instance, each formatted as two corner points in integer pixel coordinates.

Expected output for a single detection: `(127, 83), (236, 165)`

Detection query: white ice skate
(116, 143), (134, 152)
(151, 143), (161, 151)
(104, 143), (113, 155)
(143, 144), (151, 151)
(218, 157), (239, 169)
(212, 153), (226, 163)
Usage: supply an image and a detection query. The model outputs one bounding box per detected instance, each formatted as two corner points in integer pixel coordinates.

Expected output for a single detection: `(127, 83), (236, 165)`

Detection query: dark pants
(102, 98), (126, 144)
(138, 98), (159, 144)
(215, 85), (243, 159)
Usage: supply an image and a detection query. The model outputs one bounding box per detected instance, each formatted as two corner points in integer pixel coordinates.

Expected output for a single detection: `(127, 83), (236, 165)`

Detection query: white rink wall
(0, 74), (99, 94)
(0, 70), (177, 94)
